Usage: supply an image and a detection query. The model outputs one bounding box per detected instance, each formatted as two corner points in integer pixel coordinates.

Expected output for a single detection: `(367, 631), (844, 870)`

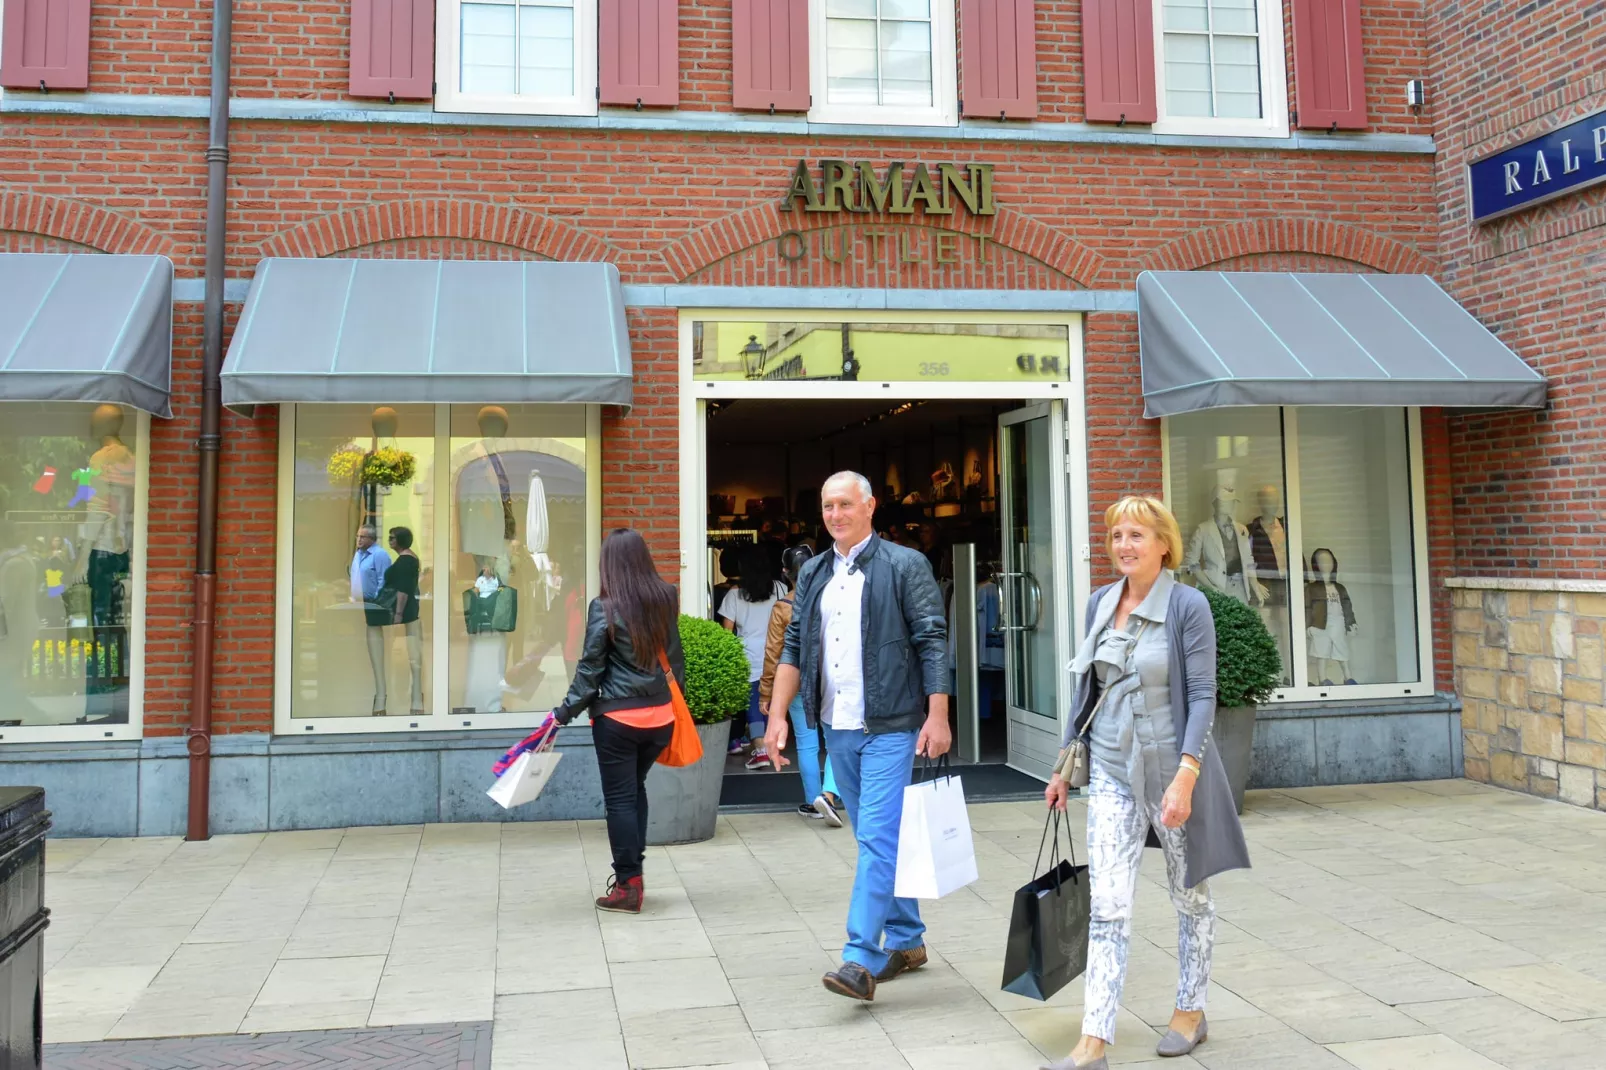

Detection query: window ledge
(0, 92), (1436, 155)
(1445, 576), (1606, 594)
(1254, 692), (1461, 719)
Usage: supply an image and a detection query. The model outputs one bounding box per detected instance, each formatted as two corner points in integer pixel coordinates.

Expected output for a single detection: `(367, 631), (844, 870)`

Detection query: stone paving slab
(37, 780), (1606, 1069)
(45, 1023), (493, 1070)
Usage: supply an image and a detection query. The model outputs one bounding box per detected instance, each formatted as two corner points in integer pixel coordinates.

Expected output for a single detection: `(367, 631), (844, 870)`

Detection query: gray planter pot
(645, 719), (731, 846)
(1215, 706), (1257, 815)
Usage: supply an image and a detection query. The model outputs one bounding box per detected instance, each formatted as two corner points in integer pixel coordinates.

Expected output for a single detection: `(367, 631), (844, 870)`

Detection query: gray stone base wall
(0, 731), (605, 837)
(1248, 695), (1464, 789)
(1449, 577), (1606, 811)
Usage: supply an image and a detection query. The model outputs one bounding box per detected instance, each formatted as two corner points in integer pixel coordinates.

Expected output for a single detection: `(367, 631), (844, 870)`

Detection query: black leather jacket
(556, 598), (686, 723)
(780, 535), (950, 734)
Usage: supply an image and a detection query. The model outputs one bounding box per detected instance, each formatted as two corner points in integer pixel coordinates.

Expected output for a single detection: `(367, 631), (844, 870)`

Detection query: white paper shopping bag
(487, 746), (562, 809)
(894, 767), (979, 899)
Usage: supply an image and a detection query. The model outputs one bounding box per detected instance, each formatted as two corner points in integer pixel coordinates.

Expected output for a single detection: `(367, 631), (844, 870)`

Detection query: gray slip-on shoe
(1156, 1015), (1207, 1057)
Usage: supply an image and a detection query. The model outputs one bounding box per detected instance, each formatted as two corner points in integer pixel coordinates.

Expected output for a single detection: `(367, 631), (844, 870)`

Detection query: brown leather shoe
(821, 962), (876, 1002)
(595, 875), (643, 914)
(875, 944), (928, 982)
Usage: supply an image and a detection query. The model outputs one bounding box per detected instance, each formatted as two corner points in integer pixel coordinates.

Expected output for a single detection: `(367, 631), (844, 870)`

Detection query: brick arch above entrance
(258, 199), (616, 262)
(0, 192), (173, 257)
(659, 202), (1107, 288)
(1142, 219), (1436, 276)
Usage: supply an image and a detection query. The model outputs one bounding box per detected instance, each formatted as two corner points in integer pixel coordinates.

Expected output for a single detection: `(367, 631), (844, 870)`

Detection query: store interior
(704, 398), (1028, 799)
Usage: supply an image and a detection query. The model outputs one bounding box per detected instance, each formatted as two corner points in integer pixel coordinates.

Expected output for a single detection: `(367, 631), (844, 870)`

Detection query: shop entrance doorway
(700, 397), (1070, 804)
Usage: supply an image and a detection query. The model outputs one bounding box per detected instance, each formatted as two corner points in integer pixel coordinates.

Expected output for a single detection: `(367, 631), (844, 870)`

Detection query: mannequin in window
(77, 405), (136, 628)
(1305, 548), (1358, 686)
(1183, 481), (1266, 606)
(1247, 484), (1291, 683)
(457, 405), (516, 713)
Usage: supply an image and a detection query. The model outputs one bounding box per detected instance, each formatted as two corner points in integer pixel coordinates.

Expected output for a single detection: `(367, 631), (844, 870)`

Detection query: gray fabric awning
(1137, 271), (1547, 418)
(222, 258), (634, 411)
(0, 253), (174, 418)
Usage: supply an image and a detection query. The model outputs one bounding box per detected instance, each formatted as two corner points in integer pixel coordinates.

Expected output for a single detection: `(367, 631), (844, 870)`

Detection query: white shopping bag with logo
(487, 733), (562, 809)
(894, 757), (979, 899)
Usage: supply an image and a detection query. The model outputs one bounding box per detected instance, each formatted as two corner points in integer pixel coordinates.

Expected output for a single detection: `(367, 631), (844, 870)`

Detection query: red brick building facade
(0, 0), (1594, 832)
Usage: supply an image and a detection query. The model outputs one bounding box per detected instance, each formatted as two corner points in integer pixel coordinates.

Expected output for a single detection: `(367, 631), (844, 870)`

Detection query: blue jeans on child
(822, 725), (924, 975)
(788, 695), (837, 802)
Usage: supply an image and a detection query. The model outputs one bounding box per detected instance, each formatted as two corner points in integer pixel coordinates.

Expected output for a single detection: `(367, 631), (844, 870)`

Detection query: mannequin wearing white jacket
(1183, 482), (1267, 606)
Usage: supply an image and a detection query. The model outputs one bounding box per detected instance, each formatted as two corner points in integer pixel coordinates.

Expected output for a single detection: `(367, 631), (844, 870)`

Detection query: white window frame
(808, 0), (958, 128)
(676, 310), (1089, 620)
(1151, 0), (1289, 139)
(435, 0), (599, 116)
(0, 408), (150, 745)
(273, 402), (602, 736)
(1160, 406), (1433, 703)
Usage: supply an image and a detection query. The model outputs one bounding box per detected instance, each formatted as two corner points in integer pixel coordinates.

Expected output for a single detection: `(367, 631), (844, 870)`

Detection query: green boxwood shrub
(678, 614), (752, 725)
(1201, 587), (1282, 709)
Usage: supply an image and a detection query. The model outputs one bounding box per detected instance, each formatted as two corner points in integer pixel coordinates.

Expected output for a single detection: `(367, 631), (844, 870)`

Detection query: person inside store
(765, 472), (952, 1003)
(349, 523), (391, 715)
(1042, 496), (1250, 1069)
(759, 544), (844, 827)
(552, 528), (685, 915)
(381, 526), (424, 716)
(720, 544), (788, 770)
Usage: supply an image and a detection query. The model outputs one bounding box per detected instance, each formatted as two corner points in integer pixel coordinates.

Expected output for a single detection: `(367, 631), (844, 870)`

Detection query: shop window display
(448, 404), (589, 717)
(0, 403), (143, 729)
(1294, 408), (1419, 687)
(287, 404), (437, 720)
(284, 403), (592, 726)
(1167, 406), (1422, 691)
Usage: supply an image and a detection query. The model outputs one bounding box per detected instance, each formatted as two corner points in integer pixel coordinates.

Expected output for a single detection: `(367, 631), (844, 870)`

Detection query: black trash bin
(0, 789), (50, 1070)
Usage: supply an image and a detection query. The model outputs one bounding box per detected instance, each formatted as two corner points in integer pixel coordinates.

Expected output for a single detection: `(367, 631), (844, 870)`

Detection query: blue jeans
(788, 695), (837, 803)
(745, 680), (765, 746)
(823, 725), (924, 974)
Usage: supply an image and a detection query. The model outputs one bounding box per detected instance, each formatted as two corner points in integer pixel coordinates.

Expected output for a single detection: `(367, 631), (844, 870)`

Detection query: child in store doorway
(719, 544), (788, 770)
(761, 545), (844, 826)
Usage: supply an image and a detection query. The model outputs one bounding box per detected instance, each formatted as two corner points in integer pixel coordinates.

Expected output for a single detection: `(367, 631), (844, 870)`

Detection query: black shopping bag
(1000, 810), (1091, 1001)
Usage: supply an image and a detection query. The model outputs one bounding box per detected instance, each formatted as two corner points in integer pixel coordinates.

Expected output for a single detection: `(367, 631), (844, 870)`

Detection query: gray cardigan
(1067, 578), (1251, 889)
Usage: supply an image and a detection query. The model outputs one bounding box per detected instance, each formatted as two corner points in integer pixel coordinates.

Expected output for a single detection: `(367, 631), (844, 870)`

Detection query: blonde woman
(1041, 496), (1250, 1069)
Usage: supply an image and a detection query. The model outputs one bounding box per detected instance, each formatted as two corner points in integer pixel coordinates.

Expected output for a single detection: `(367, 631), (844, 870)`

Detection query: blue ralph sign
(1467, 108), (1606, 224)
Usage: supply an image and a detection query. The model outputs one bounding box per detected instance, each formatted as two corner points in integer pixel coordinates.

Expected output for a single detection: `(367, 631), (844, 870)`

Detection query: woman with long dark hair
(553, 528), (684, 914)
(719, 543), (787, 770)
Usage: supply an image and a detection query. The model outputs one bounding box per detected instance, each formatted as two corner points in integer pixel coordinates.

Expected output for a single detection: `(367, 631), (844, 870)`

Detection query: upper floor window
(438, 0), (598, 115)
(1154, 0), (1287, 137)
(810, 0), (957, 126)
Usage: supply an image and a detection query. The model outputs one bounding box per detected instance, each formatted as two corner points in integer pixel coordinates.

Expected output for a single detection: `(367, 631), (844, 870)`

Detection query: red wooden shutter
(600, 0), (680, 107)
(1292, 0), (1367, 129)
(1082, 0), (1156, 124)
(0, 0), (91, 90)
(731, 0), (809, 112)
(959, 0), (1037, 119)
(349, 0), (434, 99)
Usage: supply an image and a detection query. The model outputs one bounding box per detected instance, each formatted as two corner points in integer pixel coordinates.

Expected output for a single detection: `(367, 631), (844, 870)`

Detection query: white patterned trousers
(1081, 765), (1215, 1043)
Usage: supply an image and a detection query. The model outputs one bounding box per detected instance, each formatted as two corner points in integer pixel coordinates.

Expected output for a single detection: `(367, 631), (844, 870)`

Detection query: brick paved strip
(45, 1023), (493, 1070)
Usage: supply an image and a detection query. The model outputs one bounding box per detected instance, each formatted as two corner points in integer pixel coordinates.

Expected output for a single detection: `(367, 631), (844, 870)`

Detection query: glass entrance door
(998, 403), (1073, 780)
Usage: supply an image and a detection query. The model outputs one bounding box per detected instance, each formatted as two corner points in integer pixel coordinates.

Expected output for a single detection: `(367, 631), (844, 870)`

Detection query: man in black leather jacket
(765, 471), (951, 1003)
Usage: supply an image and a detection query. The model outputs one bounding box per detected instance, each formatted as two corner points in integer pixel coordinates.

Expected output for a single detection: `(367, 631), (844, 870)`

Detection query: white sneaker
(813, 794), (843, 827)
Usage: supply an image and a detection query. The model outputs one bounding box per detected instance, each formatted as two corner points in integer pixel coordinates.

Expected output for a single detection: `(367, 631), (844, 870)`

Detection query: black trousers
(591, 714), (674, 880)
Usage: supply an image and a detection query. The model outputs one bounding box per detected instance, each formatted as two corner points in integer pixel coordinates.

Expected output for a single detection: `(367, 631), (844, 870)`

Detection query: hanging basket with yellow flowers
(327, 445), (417, 487)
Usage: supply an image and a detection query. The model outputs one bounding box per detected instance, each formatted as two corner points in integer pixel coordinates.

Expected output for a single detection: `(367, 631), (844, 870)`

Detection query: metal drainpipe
(187, 0), (233, 842)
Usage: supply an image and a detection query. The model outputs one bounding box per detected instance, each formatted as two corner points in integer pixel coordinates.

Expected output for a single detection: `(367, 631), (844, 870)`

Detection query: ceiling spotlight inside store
(741, 335), (766, 379)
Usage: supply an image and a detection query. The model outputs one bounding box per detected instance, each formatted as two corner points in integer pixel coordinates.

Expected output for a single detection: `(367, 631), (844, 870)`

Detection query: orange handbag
(655, 650), (704, 767)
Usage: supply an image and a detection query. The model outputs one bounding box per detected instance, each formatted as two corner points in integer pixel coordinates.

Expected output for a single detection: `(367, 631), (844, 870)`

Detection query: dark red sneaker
(595, 875), (643, 914)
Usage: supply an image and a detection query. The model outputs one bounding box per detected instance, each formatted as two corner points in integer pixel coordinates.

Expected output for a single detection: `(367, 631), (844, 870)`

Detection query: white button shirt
(819, 534), (870, 730)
